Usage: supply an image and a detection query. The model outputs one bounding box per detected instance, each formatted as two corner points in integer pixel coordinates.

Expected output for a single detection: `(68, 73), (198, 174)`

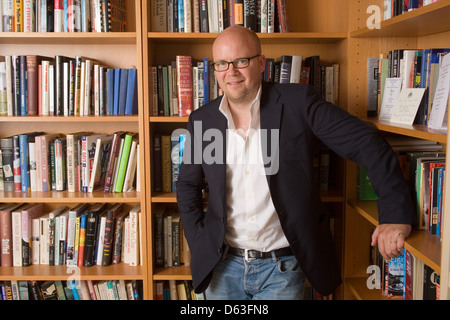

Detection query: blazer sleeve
(299, 85), (416, 225)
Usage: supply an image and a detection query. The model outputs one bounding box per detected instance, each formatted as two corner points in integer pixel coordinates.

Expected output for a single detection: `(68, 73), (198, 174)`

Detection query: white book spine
(12, 210), (22, 266)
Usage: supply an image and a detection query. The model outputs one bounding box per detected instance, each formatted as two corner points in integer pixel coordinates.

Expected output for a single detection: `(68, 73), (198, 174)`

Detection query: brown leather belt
(227, 246), (293, 262)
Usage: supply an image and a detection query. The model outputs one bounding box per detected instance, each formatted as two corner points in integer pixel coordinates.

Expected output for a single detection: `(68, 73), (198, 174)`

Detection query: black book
(83, 203), (109, 267)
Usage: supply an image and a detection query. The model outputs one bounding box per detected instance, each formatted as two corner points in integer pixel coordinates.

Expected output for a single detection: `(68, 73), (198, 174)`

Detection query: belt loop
(271, 250), (277, 262)
(221, 244), (229, 260)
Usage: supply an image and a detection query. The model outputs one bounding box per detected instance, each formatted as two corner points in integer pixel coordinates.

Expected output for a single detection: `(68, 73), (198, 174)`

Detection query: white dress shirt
(218, 86), (290, 252)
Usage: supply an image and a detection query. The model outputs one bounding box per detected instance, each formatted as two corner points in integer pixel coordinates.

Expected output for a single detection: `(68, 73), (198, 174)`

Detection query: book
(113, 132), (136, 193)
(84, 203), (108, 267)
(48, 205), (67, 266)
(88, 135), (113, 192)
(81, 133), (107, 192)
(20, 203), (45, 266)
(111, 209), (129, 264)
(128, 203), (141, 266)
(0, 203), (24, 267)
(125, 68), (138, 115)
(1, 136), (14, 192)
(66, 203), (90, 267)
(103, 131), (124, 193)
(101, 203), (124, 266)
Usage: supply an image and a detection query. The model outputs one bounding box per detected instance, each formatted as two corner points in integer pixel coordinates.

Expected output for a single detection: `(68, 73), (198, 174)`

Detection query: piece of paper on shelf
(428, 53), (450, 131)
(379, 78), (402, 121)
(390, 88), (426, 125)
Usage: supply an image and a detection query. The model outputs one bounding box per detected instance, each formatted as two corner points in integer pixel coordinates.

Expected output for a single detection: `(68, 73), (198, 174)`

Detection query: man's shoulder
(189, 96), (223, 119)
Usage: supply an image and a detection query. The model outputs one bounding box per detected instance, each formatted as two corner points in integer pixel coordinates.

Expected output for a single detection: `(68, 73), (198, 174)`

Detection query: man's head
(212, 26), (266, 108)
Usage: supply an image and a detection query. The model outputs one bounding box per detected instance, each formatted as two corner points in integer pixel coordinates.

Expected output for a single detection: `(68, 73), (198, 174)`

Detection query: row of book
(266, 55), (340, 106)
(358, 136), (446, 237)
(153, 206), (190, 268)
(0, 0), (127, 32)
(0, 279), (142, 300)
(155, 280), (204, 300)
(383, 0), (440, 20)
(153, 279), (334, 300)
(0, 202), (142, 267)
(367, 48), (449, 127)
(0, 55), (138, 117)
(371, 238), (440, 300)
(0, 131), (139, 194)
(151, 54), (340, 117)
(151, 0), (290, 33)
(152, 129), (186, 194)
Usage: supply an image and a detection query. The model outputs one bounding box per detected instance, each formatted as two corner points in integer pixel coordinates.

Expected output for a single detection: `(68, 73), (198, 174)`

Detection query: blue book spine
(118, 69), (128, 115)
(125, 68), (138, 115)
(203, 57), (209, 104)
(113, 68), (121, 115)
(178, 0), (185, 32)
(19, 134), (29, 192)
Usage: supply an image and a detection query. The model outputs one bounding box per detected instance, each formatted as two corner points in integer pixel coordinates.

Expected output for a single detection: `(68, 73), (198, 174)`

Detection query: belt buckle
(244, 249), (255, 262)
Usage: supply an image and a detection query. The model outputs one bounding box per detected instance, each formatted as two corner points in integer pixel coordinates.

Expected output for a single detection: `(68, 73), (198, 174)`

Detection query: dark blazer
(176, 81), (415, 296)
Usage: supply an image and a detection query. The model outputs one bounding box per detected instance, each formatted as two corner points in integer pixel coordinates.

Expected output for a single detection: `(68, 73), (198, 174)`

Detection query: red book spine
(176, 56), (193, 117)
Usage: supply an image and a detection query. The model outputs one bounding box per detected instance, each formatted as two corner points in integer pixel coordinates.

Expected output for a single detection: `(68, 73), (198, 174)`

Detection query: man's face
(212, 30), (265, 106)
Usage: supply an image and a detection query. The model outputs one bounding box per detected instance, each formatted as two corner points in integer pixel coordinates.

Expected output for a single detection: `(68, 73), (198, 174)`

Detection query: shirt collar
(218, 85), (262, 130)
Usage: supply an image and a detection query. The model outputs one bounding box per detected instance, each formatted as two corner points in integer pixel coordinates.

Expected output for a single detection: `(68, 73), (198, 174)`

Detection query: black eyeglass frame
(212, 54), (261, 72)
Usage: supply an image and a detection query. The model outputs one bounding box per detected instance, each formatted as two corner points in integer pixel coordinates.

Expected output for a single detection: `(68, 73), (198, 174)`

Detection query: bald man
(176, 26), (414, 300)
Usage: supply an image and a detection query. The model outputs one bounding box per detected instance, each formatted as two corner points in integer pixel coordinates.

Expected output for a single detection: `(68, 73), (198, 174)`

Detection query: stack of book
(1, 0), (127, 32)
(0, 55), (138, 117)
(0, 202), (142, 268)
(0, 131), (139, 193)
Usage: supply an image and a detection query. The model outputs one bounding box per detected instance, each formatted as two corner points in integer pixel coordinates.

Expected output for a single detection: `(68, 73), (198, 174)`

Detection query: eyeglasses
(212, 55), (260, 72)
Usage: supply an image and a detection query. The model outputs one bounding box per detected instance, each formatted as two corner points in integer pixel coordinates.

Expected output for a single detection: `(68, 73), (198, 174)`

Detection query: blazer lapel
(260, 82), (283, 185)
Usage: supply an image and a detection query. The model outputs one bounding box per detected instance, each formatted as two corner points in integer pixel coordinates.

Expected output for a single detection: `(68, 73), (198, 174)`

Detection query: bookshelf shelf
(350, 0), (450, 38)
(153, 266), (192, 281)
(149, 116), (189, 123)
(0, 115), (139, 123)
(147, 32), (348, 44)
(348, 199), (441, 274)
(345, 277), (390, 300)
(0, 32), (138, 45)
(0, 264), (143, 281)
(0, 191), (141, 203)
(152, 190), (344, 204)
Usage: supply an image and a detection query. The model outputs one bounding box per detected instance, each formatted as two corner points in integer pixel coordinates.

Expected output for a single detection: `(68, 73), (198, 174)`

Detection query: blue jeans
(205, 253), (306, 300)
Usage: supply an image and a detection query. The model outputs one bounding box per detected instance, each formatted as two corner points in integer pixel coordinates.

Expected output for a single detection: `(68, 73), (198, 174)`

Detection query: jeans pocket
(277, 256), (302, 274)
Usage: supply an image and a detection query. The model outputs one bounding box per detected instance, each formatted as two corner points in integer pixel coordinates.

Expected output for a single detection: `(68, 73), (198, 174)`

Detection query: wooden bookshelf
(0, 0), (150, 299)
(345, 0), (450, 300)
(142, 0), (349, 300)
(3, 0), (450, 301)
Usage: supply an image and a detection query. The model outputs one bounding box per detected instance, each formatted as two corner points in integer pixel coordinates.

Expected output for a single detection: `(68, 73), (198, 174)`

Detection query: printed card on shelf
(428, 53), (450, 131)
(389, 88), (426, 125)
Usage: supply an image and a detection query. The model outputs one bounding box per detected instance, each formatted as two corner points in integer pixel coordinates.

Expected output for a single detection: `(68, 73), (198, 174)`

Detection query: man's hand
(371, 224), (412, 261)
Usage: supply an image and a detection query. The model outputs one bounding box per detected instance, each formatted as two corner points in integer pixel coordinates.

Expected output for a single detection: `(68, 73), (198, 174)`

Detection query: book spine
(176, 56), (193, 117)
(113, 133), (133, 192)
(1, 137), (15, 192)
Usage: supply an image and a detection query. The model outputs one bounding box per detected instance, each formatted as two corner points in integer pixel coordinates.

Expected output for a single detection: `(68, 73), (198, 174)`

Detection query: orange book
(77, 214), (87, 266)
